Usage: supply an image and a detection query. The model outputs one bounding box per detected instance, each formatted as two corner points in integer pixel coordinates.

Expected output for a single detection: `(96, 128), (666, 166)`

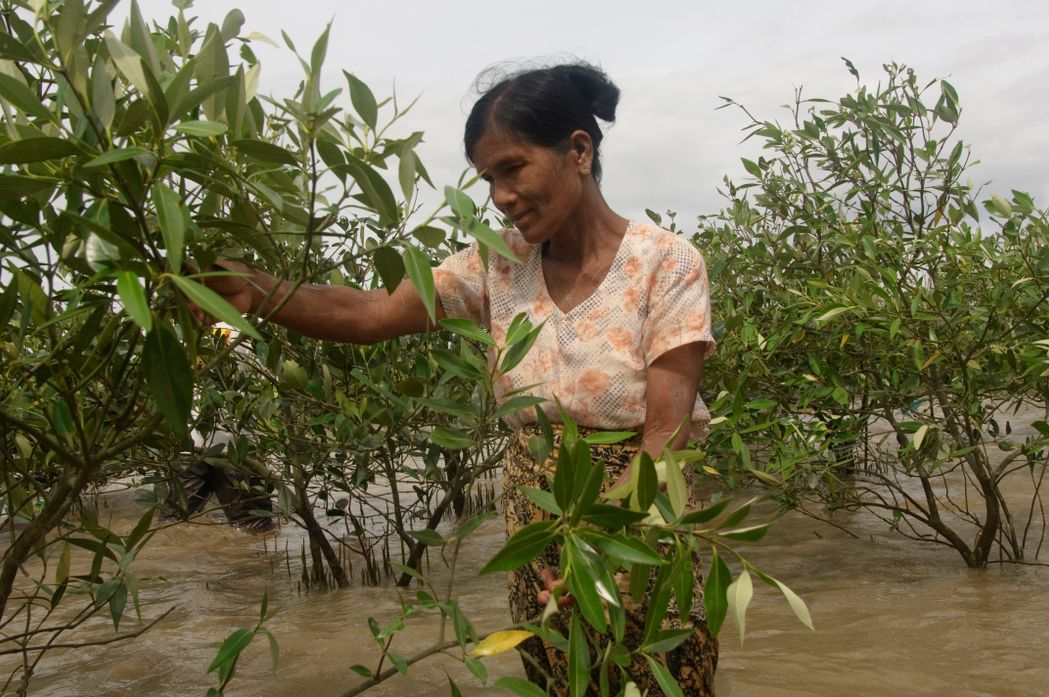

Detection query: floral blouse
(432, 221), (716, 438)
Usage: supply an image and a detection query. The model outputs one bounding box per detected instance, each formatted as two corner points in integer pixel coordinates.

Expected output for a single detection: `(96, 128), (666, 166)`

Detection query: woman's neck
(543, 184), (629, 265)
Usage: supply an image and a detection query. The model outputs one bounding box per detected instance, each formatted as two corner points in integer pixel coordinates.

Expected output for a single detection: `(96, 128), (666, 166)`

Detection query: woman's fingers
(538, 567), (573, 608)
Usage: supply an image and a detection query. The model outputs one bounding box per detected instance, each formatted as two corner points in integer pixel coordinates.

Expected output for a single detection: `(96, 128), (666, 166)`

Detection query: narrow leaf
(170, 274), (261, 339)
(116, 271), (152, 331)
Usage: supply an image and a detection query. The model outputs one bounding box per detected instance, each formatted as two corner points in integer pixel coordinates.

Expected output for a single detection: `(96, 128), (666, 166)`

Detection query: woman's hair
(464, 62), (620, 181)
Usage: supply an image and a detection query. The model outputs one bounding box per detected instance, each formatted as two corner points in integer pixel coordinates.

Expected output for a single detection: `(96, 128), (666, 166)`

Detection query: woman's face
(471, 127), (588, 245)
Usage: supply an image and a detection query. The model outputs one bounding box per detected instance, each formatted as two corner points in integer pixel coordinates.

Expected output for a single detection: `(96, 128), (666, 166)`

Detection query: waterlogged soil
(7, 425), (1049, 697)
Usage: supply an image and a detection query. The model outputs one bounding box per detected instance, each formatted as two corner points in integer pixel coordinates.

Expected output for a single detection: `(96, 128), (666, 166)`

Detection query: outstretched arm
(204, 261), (444, 344)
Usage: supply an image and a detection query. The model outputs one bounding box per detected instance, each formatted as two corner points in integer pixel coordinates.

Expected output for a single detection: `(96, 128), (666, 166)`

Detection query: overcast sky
(133, 0), (1049, 227)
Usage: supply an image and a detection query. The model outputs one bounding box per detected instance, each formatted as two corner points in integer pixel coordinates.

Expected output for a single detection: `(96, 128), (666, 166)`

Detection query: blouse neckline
(534, 220), (637, 317)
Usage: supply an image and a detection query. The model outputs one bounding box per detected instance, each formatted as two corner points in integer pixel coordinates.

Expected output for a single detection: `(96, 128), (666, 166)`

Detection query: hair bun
(557, 64), (620, 123)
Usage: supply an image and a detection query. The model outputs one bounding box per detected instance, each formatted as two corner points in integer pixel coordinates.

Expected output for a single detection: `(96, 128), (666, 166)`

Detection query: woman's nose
(490, 180), (516, 212)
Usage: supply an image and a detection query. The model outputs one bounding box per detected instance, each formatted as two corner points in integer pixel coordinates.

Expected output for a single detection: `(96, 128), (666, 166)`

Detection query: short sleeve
(641, 240), (717, 365)
(433, 244), (489, 327)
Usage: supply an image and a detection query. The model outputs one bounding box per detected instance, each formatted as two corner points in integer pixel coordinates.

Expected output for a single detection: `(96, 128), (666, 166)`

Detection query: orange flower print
(657, 234), (677, 250)
(433, 270), (452, 295)
(577, 368), (611, 397)
(622, 286), (642, 312)
(575, 319), (600, 341)
(586, 306), (607, 324)
(622, 395), (645, 419)
(607, 326), (633, 352)
(536, 348), (557, 374)
(623, 255), (642, 278)
(658, 257), (678, 276)
(685, 310), (709, 334)
(532, 297), (553, 317)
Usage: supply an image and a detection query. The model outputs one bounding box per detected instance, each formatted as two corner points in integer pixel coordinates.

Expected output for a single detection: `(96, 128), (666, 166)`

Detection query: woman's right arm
(206, 261), (443, 344)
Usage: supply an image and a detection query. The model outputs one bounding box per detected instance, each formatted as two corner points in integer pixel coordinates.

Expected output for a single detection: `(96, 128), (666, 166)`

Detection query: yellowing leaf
(773, 578), (814, 630)
(469, 630), (534, 657)
(913, 424), (929, 450)
(815, 306), (852, 323)
(727, 568), (754, 645)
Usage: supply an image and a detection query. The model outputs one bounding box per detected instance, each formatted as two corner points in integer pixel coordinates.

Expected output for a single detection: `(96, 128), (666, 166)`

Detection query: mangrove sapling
(338, 412), (812, 697)
(0, 0), (490, 688)
(697, 60), (1049, 567)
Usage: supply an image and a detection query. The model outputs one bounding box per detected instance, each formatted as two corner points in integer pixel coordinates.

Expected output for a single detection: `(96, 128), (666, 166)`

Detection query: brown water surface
(7, 469), (1049, 696)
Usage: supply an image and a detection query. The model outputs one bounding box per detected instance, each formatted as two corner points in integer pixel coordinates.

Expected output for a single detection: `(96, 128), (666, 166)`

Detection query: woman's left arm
(640, 341), (707, 458)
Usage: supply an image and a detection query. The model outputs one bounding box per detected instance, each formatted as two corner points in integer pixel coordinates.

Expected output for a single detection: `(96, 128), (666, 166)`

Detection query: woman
(205, 63), (717, 695)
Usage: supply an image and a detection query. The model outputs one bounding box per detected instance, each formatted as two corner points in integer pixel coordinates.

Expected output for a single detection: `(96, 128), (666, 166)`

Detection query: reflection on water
(9, 476), (1049, 697)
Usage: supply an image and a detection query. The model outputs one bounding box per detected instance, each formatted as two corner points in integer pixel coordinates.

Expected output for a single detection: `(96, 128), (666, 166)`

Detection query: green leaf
(0, 74), (52, 121)
(195, 25), (230, 120)
(170, 274), (261, 339)
(372, 246), (405, 291)
(519, 486), (563, 516)
(719, 524), (769, 542)
(567, 612), (591, 697)
(582, 431), (638, 445)
(642, 628), (694, 655)
(704, 548), (730, 637)
(104, 31), (149, 94)
(116, 271), (152, 332)
(0, 174), (56, 196)
(173, 120), (227, 137)
(344, 71), (378, 130)
(337, 157), (399, 226)
(402, 244), (436, 323)
(429, 426), (472, 450)
(83, 146), (153, 168)
(643, 655), (685, 697)
(494, 677), (547, 697)
(565, 542), (608, 633)
(220, 8), (245, 40)
(494, 395), (546, 420)
(467, 219), (521, 264)
(445, 185), (477, 218)
(52, 400), (74, 437)
(586, 532), (666, 566)
(0, 137), (80, 165)
(398, 149), (417, 200)
(440, 318), (495, 346)
(152, 184), (186, 274)
(680, 498), (730, 525)
(91, 53), (116, 131)
(231, 139), (298, 166)
(108, 582), (128, 630)
(727, 568), (754, 644)
(143, 324), (192, 434)
(500, 319), (543, 373)
(632, 454), (658, 511)
(409, 528), (445, 547)
(479, 520), (556, 575)
(207, 628), (254, 673)
(581, 504), (649, 530)
(412, 225), (446, 248)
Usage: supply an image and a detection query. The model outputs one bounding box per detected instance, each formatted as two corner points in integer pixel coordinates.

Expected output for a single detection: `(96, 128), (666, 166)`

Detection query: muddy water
(10, 473), (1049, 696)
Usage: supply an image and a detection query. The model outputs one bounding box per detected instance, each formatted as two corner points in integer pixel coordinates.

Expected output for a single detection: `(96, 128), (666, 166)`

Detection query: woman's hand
(202, 261), (258, 315)
(537, 567), (573, 608)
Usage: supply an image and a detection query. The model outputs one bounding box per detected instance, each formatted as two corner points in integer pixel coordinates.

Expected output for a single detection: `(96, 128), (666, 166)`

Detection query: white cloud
(127, 0), (1049, 224)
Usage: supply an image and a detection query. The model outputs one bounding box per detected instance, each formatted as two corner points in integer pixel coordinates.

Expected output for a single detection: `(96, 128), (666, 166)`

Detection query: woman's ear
(568, 129), (594, 174)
